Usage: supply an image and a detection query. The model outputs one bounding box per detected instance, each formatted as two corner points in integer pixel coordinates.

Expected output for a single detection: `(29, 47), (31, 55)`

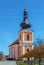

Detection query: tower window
(20, 35), (21, 40)
(27, 34), (29, 40)
(27, 48), (29, 52)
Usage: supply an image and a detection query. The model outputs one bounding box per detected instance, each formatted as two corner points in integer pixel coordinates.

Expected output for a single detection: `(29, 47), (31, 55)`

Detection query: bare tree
(0, 52), (3, 60)
(35, 37), (44, 47)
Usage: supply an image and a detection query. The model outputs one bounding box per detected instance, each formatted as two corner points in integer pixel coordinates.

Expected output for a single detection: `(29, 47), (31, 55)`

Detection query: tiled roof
(9, 39), (19, 47)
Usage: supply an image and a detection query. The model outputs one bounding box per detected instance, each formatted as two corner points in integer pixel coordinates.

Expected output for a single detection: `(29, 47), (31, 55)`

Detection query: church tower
(18, 9), (34, 55)
(9, 9), (34, 60)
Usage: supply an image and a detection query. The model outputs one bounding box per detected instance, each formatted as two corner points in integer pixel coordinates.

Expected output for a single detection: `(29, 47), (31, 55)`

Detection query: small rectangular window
(20, 35), (21, 40)
(27, 34), (29, 40)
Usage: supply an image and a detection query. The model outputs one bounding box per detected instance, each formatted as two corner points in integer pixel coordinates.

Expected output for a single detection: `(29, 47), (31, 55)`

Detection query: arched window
(27, 34), (29, 40)
(27, 48), (29, 52)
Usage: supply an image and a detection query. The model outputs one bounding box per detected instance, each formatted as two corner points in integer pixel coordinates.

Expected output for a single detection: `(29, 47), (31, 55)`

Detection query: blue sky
(0, 0), (44, 55)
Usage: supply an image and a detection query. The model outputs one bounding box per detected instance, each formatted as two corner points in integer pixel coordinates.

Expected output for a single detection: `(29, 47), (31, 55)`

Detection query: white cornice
(18, 43), (34, 46)
(19, 29), (34, 33)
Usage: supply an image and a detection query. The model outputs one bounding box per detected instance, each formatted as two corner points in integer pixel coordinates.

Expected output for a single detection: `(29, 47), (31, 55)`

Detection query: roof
(20, 9), (31, 29)
(9, 39), (19, 47)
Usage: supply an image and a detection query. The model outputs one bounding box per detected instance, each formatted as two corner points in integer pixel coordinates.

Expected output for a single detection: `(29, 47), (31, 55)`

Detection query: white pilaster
(32, 45), (34, 49)
(23, 46), (25, 54)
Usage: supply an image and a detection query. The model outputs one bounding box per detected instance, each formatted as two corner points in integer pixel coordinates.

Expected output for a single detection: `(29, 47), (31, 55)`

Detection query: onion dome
(20, 9), (31, 29)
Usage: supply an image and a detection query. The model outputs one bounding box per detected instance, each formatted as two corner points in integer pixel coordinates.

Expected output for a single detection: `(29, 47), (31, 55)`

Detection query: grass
(16, 61), (29, 65)
(16, 61), (39, 65)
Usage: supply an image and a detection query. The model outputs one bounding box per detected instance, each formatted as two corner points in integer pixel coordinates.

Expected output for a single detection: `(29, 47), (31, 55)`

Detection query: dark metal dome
(20, 9), (31, 29)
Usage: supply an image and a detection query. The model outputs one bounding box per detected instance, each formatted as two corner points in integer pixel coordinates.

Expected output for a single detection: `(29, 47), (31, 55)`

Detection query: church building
(9, 9), (34, 60)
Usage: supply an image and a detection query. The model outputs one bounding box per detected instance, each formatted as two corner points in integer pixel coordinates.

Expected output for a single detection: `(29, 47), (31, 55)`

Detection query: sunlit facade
(9, 9), (34, 59)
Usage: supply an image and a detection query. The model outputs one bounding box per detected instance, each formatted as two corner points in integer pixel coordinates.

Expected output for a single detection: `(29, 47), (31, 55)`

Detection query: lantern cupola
(20, 9), (31, 29)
